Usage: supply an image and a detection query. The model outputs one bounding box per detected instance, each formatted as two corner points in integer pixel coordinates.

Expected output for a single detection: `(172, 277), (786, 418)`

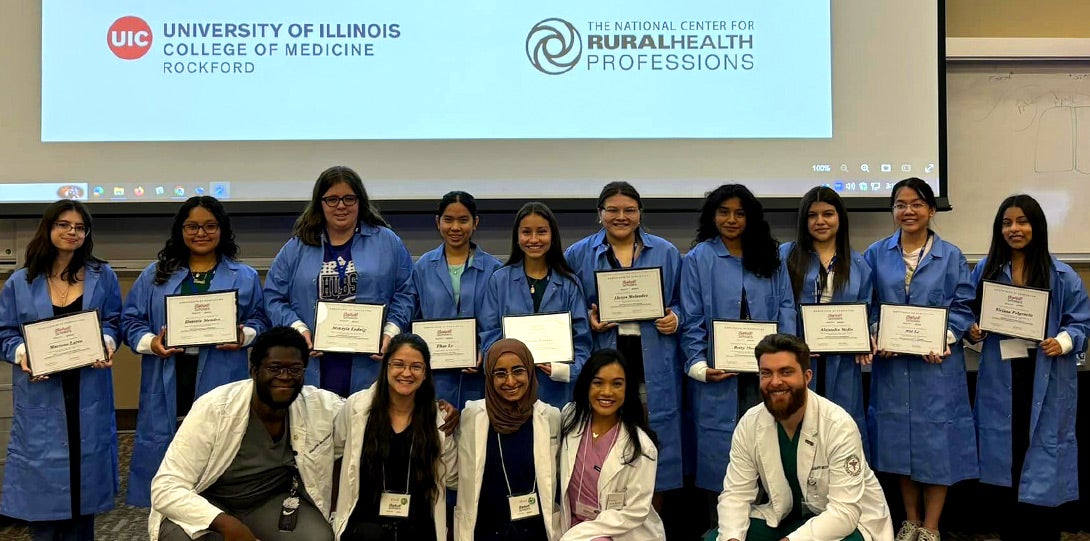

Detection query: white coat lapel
(561, 428), (580, 496)
(756, 413), (792, 519)
(796, 394), (820, 502)
(596, 426), (629, 493)
(472, 405), (490, 511)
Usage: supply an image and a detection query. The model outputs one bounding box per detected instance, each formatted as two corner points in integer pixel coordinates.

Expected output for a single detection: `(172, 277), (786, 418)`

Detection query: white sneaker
(916, 527), (941, 541)
(894, 521), (920, 541)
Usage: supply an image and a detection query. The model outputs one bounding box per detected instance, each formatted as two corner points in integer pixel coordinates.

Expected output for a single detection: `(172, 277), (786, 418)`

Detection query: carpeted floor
(1, 433), (1089, 540)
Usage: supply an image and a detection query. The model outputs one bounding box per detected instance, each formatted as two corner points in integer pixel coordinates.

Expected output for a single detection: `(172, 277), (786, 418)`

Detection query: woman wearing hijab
(454, 339), (562, 541)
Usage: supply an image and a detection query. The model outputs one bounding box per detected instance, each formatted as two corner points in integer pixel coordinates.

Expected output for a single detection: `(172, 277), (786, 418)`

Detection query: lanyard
(382, 438), (414, 494)
(739, 284), (751, 321)
(575, 422), (620, 500)
(900, 233), (933, 301)
(496, 431), (536, 497)
(813, 256), (835, 302)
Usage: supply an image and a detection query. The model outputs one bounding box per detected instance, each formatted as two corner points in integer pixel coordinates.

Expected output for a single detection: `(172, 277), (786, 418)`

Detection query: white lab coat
(148, 380), (345, 541)
(454, 399), (562, 541)
(717, 390), (894, 541)
(331, 387), (457, 540)
(558, 407), (665, 541)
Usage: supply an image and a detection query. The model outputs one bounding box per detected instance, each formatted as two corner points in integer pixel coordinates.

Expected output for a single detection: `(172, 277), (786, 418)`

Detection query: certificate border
(799, 302), (872, 354)
(978, 280), (1052, 342)
(710, 318), (779, 372)
(411, 316), (478, 370)
(163, 289), (241, 348)
(877, 303), (949, 356)
(501, 310), (575, 364)
(21, 309), (107, 377)
(312, 300), (387, 355)
(593, 266), (666, 323)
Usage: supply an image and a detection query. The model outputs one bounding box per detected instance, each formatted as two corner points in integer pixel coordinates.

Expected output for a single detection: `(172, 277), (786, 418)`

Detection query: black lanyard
(900, 232), (932, 302)
(813, 256), (835, 302)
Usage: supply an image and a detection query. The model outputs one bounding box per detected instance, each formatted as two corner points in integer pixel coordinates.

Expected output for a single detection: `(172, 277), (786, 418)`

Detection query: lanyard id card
(379, 492), (412, 518)
(278, 475), (301, 532)
(604, 491), (625, 510)
(575, 500), (599, 518)
(508, 491), (541, 520)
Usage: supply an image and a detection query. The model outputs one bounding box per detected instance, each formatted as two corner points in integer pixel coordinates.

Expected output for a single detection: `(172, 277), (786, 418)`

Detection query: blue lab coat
(478, 262), (592, 407)
(564, 229), (685, 491)
(779, 242), (873, 460)
(122, 258), (268, 507)
(411, 243), (502, 407)
(972, 256), (1090, 506)
(0, 264), (121, 520)
(679, 238), (797, 491)
(864, 231), (979, 485)
(264, 225), (415, 392)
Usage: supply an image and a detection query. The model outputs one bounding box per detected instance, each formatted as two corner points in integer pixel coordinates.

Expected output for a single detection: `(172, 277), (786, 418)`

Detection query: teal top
(777, 421), (807, 522)
(181, 268), (215, 295)
(447, 254), (472, 308)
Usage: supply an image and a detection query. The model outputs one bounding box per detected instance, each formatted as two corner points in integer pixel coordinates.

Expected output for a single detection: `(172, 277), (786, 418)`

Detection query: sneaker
(895, 521), (920, 541)
(916, 527), (941, 541)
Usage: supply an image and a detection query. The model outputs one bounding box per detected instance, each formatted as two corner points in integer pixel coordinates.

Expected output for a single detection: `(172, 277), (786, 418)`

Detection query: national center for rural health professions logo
(526, 18), (581, 75)
(107, 16), (152, 60)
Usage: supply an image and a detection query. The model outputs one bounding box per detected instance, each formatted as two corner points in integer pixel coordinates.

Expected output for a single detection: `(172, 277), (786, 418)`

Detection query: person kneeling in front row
(149, 326), (344, 541)
(710, 333), (893, 541)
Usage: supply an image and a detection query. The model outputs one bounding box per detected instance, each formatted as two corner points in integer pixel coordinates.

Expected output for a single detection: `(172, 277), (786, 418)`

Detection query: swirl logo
(526, 18), (581, 75)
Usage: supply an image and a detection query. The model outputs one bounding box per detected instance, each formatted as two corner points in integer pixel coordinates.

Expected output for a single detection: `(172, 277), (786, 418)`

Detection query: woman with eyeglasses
(333, 333), (456, 541)
(678, 184), (796, 523)
(864, 178), (977, 541)
(563, 182), (684, 503)
(265, 166), (415, 397)
(411, 191), (502, 407)
(478, 202), (592, 407)
(122, 195), (268, 507)
(0, 200), (122, 540)
(967, 195), (1090, 541)
(781, 186), (873, 459)
(454, 338), (562, 541)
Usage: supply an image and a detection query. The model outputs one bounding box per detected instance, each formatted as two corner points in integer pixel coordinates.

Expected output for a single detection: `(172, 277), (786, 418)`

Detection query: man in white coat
(713, 333), (894, 541)
(149, 327), (344, 541)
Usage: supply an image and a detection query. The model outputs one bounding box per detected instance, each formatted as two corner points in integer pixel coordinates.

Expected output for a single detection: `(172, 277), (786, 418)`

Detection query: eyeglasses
(600, 207), (640, 218)
(892, 202), (928, 212)
(321, 195), (359, 207)
(491, 366), (529, 380)
(389, 361), (426, 374)
(53, 221), (88, 235)
(262, 365), (305, 377)
(182, 222), (220, 234)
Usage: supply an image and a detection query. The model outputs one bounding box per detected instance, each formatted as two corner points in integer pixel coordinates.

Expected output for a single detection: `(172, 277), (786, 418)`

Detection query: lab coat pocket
(805, 464), (830, 508)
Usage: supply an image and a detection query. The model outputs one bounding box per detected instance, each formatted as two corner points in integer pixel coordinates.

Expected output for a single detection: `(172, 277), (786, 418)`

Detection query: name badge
(379, 492), (411, 518)
(574, 501), (599, 518)
(508, 492), (541, 520)
(604, 491), (625, 510)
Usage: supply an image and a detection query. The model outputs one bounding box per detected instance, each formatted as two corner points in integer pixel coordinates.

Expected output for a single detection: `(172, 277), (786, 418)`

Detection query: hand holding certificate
(22, 310), (108, 377)
(594, 268), (665, 323)
(413, 318), (477, 369)
(978, 280), (1051, 341)
(502, 312), (574, 365)
(313, 301), (385, 354)
(877, 304), (948, 356)
(711, 320), (778, 373)
(800, 303), (871, 354)
(165, 290), (239, 348)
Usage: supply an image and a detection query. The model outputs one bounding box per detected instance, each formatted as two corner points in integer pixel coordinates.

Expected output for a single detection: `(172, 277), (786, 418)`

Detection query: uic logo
(526, 18), (581, 75)
(108, 16), (152, 60)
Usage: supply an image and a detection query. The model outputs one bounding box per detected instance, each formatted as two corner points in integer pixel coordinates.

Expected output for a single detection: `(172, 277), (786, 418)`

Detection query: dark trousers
(29, 515), (95, 541)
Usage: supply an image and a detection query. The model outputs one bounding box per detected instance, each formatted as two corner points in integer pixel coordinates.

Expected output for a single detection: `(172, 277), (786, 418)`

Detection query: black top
(53, 295), (85, 518)
(344, 424), (437, 541)
(475, 420), (548, 541)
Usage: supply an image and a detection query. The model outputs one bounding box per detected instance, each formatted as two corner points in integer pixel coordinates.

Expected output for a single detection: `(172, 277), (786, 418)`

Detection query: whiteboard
(946, 62), (1090, 257)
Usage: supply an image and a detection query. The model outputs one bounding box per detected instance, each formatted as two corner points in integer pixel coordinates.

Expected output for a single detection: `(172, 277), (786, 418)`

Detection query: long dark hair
(971, 194), (1053, 316)
(560, 349), (657, 465)
(293, 166), (388, 246)
(24, 200), (104, 284)
(361, 333), (442, 505)
(154, 196), (239, 285)
(505, 202), (577, 280)
(787, 186), (852, 300)
(693, 184), (781, 278)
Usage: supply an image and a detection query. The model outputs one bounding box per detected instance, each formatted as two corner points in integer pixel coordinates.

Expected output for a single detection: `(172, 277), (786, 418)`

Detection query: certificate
(979, 280), (1051, 341)
(594, 267), (666, 323)
(877, 304), (948, 356)
(313, 301), (385, 354)
(164, 290), (239, 348)
(711, 320), (778, 372)
(412, 318), (477, 370)
(800, 303), (871, 354)
(22, 310), (107, 377)
(502, 311), (574, 365)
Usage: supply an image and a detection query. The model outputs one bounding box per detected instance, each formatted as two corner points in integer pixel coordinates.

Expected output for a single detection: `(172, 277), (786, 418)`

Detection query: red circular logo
(107, 16), (152, 60)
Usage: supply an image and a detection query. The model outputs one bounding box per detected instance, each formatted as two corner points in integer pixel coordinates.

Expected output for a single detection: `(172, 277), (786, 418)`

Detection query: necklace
(48, 275), (71, 306)
(526, 273), (548, 295)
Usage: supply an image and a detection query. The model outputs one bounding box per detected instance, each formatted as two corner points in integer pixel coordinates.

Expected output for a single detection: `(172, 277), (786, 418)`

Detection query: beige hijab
(484, 338), (538, 435)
